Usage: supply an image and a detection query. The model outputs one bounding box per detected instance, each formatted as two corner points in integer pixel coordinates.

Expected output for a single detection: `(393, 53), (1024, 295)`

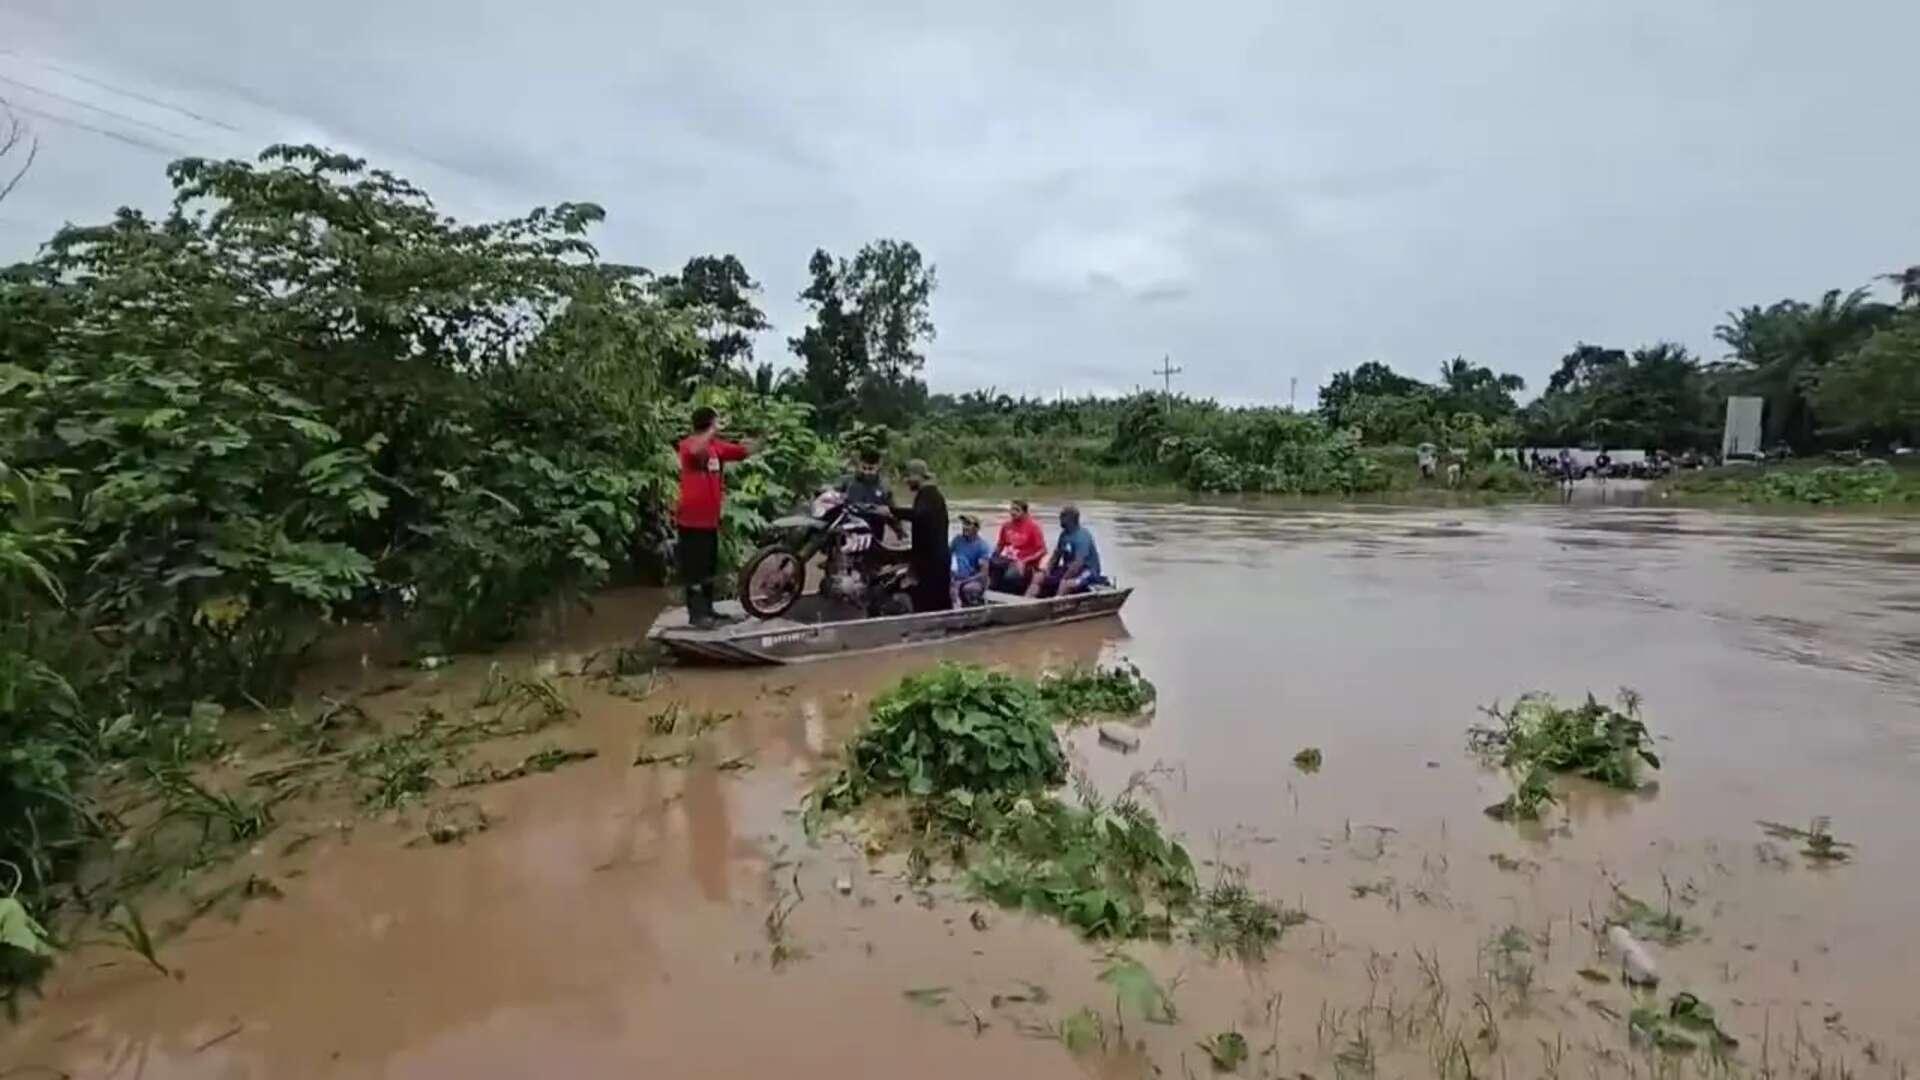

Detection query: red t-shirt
(675, 435), (749, 530)
(995, 516), (1047, 567)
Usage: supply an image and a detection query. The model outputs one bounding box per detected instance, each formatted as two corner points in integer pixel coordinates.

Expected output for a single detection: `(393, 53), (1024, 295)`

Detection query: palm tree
(1714, 288), (1894, 449)
(1880, 265), (1920, 307)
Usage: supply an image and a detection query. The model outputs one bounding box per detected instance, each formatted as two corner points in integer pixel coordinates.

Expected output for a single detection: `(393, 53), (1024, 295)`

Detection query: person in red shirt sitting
(989, 499), (1048, 597)
(676, 406), (753, 628)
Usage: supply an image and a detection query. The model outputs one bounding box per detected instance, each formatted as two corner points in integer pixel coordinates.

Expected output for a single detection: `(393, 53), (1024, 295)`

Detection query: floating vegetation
(1038, 661), (1157, 723)
(1469, 689), (1660, 790)
(1610, 886), (1696, 946)
(475, 664), (575, 729)
(454, 746), (598, 787)
(820, 663), (1065, 809)
(1758, 817), (1853, 862)
(1629, 992), (1738, 1053)
(815, 664), (1296, 952)
(1198, 1030), (1250, 1072)
(1484, 763), (1557, 821)
(1292, 747), (1323, 773)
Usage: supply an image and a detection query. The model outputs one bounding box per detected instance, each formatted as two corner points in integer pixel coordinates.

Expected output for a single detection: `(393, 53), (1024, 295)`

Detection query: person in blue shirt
(949, 513), (992, 606)
(1042, 504), (1106, 596)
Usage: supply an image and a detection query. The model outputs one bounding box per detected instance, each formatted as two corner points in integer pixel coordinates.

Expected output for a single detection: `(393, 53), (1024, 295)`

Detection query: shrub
(820, 663), (1066, 808)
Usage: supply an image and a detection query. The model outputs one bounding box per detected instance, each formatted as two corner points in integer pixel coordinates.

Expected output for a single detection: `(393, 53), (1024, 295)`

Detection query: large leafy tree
(1, 145), (691, 698)
(1317, 361), (1425, 427)
(789, 239), (937, 429)
(650, 253), (771, 390)
(1435, 357), (1525, 420)
(1814, 314), (1920, 446)
(1714, 288), (1896, 450)
(1523, 342), (1712, 449)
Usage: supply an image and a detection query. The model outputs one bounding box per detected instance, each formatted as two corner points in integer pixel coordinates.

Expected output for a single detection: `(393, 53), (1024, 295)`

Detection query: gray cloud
(3, 0), (1916, 404)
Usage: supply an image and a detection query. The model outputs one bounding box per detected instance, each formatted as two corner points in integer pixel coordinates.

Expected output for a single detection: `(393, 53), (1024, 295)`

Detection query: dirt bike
(736, 488), (912, 620)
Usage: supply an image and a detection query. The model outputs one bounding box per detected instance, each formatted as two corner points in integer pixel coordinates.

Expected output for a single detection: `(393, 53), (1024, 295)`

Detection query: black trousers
(678, 528), (719, 614)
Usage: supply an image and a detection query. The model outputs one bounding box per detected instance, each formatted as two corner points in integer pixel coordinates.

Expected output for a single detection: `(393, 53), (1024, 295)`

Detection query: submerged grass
(814, 662), (1299, 953)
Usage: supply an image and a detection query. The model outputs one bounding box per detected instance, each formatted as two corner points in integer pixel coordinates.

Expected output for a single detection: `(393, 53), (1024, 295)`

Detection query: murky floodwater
(8, 502), (1920, 1078)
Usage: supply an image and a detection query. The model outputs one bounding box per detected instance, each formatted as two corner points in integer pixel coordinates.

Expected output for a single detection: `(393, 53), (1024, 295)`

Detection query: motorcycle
(735, 488), (913, 620)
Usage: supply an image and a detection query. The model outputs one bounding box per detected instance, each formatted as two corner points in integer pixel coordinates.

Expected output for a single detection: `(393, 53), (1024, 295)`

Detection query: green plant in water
(1610, 887), (1695, 945)
(1193, 867), (1305, 959)
(963, 782), (1197, 940)
(1469, 689), (1660, 789)
(1629, 992), (1738, 1053)
(821, 663), (1065, 808)
(1484, 763), (1557, 821)
(1038, 661), (1156, 723)
(476, 664), (575, 730)
(1292, 746), (1323, 772)
(1198, 1030), (1250, 1072)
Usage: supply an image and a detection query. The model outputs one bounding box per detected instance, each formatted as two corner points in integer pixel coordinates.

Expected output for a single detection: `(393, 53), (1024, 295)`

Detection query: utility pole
(1289, 376), (1298, 410)
(1152, 355), (1182, 416)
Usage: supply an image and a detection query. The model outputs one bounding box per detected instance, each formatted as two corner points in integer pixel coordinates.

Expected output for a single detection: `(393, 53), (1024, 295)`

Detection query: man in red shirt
(676, 406), (753, 628)
(989, 498), (1048, 597)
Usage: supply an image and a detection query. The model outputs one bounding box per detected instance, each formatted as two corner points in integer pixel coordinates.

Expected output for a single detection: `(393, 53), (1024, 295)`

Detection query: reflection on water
(8, 500), (1920, 1078)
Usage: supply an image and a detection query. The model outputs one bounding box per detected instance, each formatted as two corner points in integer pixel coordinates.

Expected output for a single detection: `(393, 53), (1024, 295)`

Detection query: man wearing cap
(950, 514), (991, 607)
(889, 459), (951, 613)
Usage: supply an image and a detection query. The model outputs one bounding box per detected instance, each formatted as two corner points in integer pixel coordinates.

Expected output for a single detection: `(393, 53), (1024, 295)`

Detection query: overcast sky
(3, 0), (1915, 404)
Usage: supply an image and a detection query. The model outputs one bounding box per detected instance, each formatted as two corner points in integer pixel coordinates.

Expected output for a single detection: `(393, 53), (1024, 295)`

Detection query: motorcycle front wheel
(738, 546), (805, 620)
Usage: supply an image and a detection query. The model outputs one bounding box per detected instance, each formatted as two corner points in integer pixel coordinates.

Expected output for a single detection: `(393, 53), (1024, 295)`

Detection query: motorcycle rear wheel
(738, 546), (805, 620)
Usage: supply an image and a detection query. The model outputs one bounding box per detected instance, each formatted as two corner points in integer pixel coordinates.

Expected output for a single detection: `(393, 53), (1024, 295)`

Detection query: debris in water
(1577, 967), (1612, 984)
(1758, 817), (1853, 862)
(421, 802), (492, 846)
(970, 909), (990, 932)
(903, 986), (951, 1007)
(1608, 924), (1660, 986)
(1292, 747), (1323, 772)
(834, 876), (853, 896)
(1097, 722), (1142, 751)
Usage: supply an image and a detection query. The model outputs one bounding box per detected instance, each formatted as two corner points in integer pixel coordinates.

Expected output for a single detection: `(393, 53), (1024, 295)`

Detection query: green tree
(1435, 357), (1525, 421)
(1714, 288), (1896, 450)
(1317, 361), (1425, 427)
(651, 254), (771, 390)
(1814, 315), (1920, 446)
(789, 240), (937, 429)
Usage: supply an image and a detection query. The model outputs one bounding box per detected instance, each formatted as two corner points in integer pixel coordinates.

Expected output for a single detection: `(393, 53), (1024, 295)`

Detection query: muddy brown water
(8, 502), (1920, 1078)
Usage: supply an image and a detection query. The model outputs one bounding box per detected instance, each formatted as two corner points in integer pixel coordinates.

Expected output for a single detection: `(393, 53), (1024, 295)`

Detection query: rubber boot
(687, 584), (717, 630)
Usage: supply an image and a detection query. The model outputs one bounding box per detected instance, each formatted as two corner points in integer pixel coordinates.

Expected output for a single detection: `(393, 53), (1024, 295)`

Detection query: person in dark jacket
(891, 459), (951, 613)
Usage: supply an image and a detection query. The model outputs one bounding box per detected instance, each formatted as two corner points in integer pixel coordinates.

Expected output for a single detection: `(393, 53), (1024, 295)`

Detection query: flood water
(7, 501), (1920, 1078)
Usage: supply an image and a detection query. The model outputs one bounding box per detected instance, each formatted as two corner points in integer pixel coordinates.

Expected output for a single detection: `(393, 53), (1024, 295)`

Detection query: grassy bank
(1657, 459), (1920, 506)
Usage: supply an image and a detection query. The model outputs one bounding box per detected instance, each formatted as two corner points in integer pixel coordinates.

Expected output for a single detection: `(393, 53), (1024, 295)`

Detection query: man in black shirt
(891, 459), (950, 613)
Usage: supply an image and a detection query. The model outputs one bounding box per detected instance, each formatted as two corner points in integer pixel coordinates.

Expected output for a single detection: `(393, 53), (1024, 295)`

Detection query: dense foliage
(820, 663), (1065, 808)
(0, 145), (838, 965)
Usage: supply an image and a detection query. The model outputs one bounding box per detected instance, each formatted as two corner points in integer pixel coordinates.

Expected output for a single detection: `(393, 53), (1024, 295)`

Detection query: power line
(0, 72), (195, 143)
(7, 101), (181, 156)
(0, 50), (241, 132)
